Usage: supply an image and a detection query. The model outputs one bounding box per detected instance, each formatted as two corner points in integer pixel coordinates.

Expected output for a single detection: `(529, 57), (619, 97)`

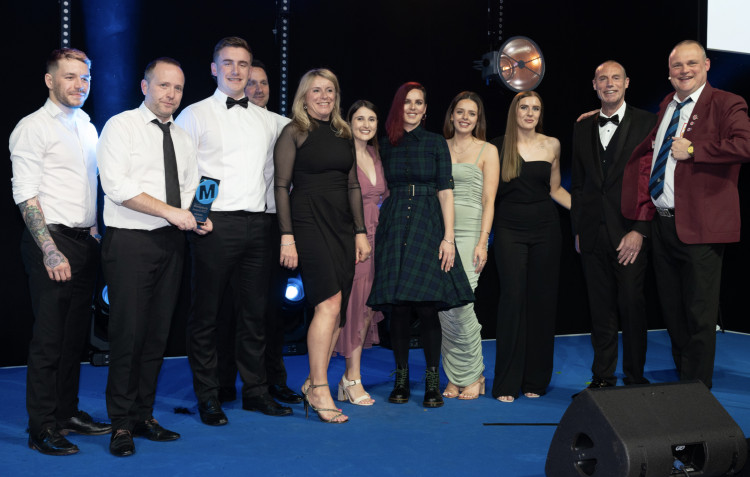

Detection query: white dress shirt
(598, 101), (627, 149)
(98, 103), (200, 230)
(10, 99), (98, 228)
(175, 90), (280, 212)
(264, 111), (292, 214)
(651, 83), (706, 209)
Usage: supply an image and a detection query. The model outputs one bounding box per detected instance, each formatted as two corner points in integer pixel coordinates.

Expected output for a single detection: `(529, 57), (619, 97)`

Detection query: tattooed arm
(19, 197), (72, 282)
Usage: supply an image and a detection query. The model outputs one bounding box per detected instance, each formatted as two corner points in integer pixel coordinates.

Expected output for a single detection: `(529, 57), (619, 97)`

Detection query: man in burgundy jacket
(622, 40), (750, 388)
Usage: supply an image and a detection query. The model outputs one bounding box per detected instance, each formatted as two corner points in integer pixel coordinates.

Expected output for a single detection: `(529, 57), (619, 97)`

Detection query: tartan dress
(367, 126), (474, 311)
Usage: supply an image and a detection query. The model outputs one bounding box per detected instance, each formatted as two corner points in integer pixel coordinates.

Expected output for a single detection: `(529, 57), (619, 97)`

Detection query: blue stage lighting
(284, 276), (305, 303)
(101, 285), (109, 306)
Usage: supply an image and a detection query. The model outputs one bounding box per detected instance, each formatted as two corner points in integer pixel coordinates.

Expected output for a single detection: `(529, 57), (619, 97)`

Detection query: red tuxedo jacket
(621, 83), (750, 244)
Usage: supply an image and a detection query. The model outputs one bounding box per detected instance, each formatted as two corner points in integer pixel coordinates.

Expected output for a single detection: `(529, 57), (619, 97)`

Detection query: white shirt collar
(43, 98), (90, 122)
(600, 101), (627, 121)
(138, 102), (174, 125)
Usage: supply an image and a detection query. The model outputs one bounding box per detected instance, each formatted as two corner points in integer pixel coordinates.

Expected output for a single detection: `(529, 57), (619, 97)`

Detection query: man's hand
(616, 230), (643, 266)
(165, 207), (198, 231)
(43, 245), (71, 282)
(193, 218), (213, 236)
(577, 109), (600, 122)
(671, 137), (693, 160)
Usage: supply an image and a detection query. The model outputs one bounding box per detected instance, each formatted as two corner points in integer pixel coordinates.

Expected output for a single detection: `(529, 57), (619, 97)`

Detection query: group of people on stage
(10, 34), (750, 457)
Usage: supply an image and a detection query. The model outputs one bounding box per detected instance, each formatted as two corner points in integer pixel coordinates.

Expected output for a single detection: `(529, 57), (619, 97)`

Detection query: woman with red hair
(368, 82), (473, 408)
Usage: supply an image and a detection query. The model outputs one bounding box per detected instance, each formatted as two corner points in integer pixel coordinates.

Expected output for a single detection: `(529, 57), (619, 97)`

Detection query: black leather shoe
(242, 393), (293, 416)
(572, 377), (615, 399)
(58, 410), (112, 436)
(388, 366), (410, 404)
(132, 418), (180, 441)
(28, 428), (79, 456)
(269, 384), (303, 404)
(423, 367), (444, 408)
(109, 429), (135, 457)
(198, 398), (229, 426)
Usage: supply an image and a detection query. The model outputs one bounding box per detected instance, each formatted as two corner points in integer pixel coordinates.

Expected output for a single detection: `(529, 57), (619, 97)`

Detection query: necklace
(450, 138), (475, 155)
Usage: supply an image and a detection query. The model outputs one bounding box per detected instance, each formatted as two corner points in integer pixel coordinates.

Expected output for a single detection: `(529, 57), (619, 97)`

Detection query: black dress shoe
(58, 410), (112, 436)
(28, 428), (79, 456)
(572, 377), (615, 399)
(198, 398), (229, 426)
(132, 418), (180, 441)
(388, 366), (410, 404)
(109, 429), (135, 457)
(423, 367), (444, 408)
(242, 393), (293, 416)
(269, 384), (303, 404)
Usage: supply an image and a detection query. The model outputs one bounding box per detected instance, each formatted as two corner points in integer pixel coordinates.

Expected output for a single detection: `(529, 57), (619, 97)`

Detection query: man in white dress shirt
(216, 60), (301, 405)
(176, 37), (292, 425)
(98, 58), (211, 457)
(10, 47), (111, 456)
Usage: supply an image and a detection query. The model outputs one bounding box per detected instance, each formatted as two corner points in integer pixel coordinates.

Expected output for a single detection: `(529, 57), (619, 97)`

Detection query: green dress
(438, 145), (486, 386)
(367, 126), (473, 311)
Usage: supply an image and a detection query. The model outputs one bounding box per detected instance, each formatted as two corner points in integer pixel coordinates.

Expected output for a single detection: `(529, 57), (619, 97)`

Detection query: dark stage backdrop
(3, 0), (749, 366)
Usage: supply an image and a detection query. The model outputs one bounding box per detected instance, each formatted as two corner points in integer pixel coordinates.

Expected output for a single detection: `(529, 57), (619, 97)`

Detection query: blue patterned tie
(649, 98), (692, 200)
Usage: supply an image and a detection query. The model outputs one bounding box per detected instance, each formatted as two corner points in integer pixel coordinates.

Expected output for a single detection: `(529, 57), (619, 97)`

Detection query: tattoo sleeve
(18, 197), (67, 269)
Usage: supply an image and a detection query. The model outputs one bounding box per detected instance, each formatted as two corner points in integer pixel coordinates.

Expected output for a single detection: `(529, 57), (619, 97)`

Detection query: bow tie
(226, 97), (249, 109)
(598, 114), (619, 127)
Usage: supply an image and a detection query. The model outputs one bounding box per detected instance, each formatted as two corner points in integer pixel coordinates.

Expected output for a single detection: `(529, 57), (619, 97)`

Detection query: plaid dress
(367, 126), (474, 311)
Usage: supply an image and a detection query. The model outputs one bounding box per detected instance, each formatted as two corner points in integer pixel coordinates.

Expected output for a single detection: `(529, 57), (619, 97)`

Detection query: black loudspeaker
(546, 381), (747, 477)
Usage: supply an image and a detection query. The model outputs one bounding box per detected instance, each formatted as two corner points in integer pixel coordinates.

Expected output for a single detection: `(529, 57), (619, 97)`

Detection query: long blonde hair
(290, 68), (351, 138)
(501, 90), (544, 182)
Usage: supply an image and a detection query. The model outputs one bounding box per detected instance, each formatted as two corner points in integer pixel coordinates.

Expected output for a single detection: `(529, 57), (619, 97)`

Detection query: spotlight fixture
(476, 36), (546, 92)
(60, 0), (71, 47)
(276, 0), (290, 116)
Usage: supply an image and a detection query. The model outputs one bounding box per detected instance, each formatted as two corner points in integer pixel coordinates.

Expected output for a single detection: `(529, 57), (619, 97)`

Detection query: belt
(212, 210), (265, 217)
(390, 184), (437, 197)
(47, 224), (92, 240)
(656, 207), (676, 218)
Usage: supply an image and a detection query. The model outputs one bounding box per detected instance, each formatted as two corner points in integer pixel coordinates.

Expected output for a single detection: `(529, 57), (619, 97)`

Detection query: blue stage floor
(2, 330), (749, 476)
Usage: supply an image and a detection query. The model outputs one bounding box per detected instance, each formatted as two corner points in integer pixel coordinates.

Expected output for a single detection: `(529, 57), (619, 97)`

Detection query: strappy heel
(303, 384), (348, 423)
(458, 376), (486, 400)
(337, 375), (374, 406)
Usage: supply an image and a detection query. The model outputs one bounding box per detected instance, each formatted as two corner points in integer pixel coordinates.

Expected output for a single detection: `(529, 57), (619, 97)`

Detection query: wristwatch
(687, 143), (695, 157)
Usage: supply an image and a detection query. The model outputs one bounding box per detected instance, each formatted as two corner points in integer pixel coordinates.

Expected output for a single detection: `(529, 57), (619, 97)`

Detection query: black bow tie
(598, 114), (619, 127)
(226, 97), (249, 109)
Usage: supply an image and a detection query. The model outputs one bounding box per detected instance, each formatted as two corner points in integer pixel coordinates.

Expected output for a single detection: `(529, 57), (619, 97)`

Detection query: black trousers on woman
(492, 201), (560, 398)
(390, 303), (441, 368)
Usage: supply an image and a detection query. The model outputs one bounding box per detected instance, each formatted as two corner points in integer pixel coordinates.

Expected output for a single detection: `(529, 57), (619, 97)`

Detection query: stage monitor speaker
(546, 381), (746, 477)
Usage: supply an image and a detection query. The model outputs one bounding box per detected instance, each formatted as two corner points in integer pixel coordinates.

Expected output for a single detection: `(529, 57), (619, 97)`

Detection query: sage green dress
(438, 144), (486, 387)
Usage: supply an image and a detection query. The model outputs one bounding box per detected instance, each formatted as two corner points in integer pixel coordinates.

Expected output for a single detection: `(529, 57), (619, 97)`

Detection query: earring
(303, 104), (307, 110)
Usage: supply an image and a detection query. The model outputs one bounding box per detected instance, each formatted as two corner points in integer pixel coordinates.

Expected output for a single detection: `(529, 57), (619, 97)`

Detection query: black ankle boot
(388, 366), (410, 404)
(423, 367), (444, 408)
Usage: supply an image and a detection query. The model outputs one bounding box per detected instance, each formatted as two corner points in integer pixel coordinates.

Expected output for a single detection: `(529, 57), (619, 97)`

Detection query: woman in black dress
(491, 91), (570, 402)
(367, 82), (473, 408)
(274, 69), (370, 423)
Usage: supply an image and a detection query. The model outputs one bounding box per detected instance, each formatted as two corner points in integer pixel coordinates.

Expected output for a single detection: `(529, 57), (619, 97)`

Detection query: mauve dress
(334, 146), (388, 357)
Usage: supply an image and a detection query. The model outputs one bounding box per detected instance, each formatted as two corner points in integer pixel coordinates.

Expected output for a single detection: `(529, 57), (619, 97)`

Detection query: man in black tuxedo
(571, 61), (657, 390)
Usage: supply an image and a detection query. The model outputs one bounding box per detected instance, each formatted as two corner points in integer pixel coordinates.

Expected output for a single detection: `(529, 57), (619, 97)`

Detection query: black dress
(274, 119), (365, 325)
(492, 157), (560, 398)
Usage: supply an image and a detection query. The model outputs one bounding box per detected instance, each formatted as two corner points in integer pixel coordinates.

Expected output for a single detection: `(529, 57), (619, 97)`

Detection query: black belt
(656, 208), (676, 218)
(212, 210), (265, 217)
(390, 184), (437, 197)
(47, 224), (92, 240)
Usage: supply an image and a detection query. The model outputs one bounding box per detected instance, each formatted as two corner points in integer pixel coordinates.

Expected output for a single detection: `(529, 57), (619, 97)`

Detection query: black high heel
(303, 384), (348, 424)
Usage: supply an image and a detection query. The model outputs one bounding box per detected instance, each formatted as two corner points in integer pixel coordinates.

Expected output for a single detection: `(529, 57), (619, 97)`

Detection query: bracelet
(280, 241), (296, 247)
(442, 238), (455, 245)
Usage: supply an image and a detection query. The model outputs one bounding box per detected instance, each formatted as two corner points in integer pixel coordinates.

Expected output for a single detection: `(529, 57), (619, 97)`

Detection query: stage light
(101, 285), (109, 307)
(60, 1), (71, 47)
(284, 276), (305, 303)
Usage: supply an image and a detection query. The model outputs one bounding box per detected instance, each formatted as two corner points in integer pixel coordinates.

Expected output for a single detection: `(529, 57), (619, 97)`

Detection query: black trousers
(102, 226), (184, 431)
(217, 214), (288, 394)
(22, 228), (98, 435)
(580, 224), (649, 385)
(187, 211), (271, 401)
(492, 201), (560, 398)
(652, 214), (723, 388)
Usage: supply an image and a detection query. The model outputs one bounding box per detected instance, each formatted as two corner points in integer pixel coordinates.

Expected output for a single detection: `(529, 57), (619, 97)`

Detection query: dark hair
(144, 57), (182, 82)
(212, 36), (252, 63)
(347, 100), (380, 152)
(442, 91), (487, 141)
(385, 82), (426, 146)
(47, 48), (90, 73)
(251, 59), (267, 72)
